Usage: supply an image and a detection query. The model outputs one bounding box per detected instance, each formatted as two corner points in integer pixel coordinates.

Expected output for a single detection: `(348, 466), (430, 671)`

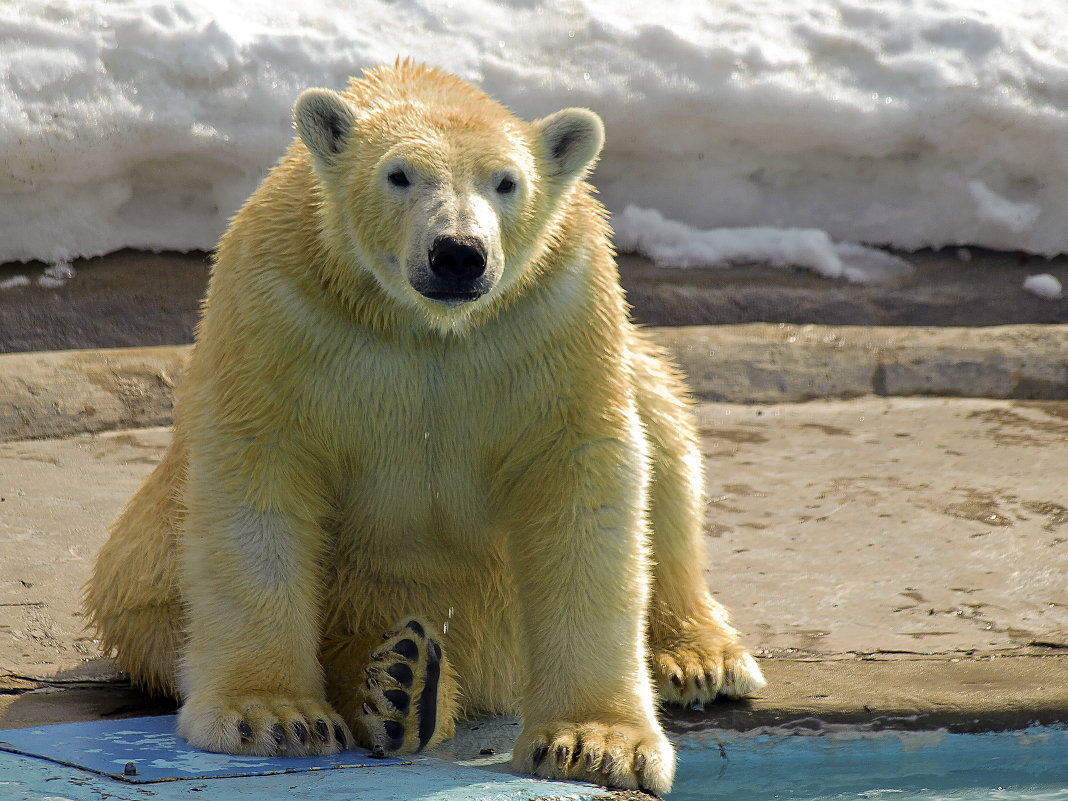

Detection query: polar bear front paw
(513, 721), (674, 795)
(652, 622), (766, 707)
(177, 694), (352, 756)
(356, 618), (451, 755)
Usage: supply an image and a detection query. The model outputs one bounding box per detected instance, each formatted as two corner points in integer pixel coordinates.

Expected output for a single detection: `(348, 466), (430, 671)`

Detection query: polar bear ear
(534, 108), (605, 183)
(295, 88), (356, 167)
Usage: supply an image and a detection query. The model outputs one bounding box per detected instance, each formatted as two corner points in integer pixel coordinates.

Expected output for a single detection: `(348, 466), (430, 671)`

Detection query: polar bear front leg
(176, 453), (351, 756)
(504, 424), (675, 795)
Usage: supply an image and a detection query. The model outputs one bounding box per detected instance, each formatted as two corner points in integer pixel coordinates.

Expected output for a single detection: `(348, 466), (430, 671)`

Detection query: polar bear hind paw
(357, 618), (451, 754)
(653, 627), (766, 707)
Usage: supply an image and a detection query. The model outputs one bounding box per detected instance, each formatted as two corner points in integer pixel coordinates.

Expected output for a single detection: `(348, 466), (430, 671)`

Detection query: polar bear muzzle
(413, 235), (491, 304)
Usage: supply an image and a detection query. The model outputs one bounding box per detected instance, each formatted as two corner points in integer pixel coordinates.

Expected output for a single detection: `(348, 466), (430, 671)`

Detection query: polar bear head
(293, 63), (604, 330)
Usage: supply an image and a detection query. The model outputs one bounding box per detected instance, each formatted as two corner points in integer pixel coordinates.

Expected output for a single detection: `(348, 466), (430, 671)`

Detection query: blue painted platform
(0, 713), (406, 782)
(0, 714), (601, 800)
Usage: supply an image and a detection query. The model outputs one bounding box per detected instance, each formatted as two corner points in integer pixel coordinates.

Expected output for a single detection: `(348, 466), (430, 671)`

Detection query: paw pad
(357, 618), (444, 754)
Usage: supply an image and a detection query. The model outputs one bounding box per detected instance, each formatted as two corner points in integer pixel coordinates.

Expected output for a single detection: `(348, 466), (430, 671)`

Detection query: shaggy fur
(85, 62), (764, 795)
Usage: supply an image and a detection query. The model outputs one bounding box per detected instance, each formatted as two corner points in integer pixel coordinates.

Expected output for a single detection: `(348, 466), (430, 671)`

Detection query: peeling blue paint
(0, 714), (405, 782)
(0, 715), (599, 800)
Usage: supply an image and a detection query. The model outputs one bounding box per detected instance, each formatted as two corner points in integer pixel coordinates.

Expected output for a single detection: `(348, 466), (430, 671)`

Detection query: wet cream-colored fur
(85, 62), (764, 795)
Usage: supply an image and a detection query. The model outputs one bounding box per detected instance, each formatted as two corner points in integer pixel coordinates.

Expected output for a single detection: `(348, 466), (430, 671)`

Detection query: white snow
(1022, 273), (1064, 300)
(967, 181), (1043, 234)
(0, 275), (31, 291)
(613, 206), (911, 282)
(36, 262), (76, 288)
(2, 0), (1068, 274)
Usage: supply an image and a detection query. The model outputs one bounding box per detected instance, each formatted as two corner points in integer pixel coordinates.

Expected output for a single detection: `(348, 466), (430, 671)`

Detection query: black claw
(370, 744), (386, 759)
(383, 719), (405, 751)
(365, 665), (379, 676)
(405, 619), (425, 637)
(586, 751), (598, 771)
(387, 662), (414, 687)
(555, 745), (570, 769)
(293, 721), (309, 746)
(670, 673), (684, 689)
(334, 724), (347, 748)
(392, 638), (419, 660)
(531, 744), (548, 769)
(603, 753), (616, 774)
(634, 752), (647, 773)
(237, 720), (254, 741)
(384, 689), (410, 714)
(695, 673), (706, 690)
(362, 702), (376, 716)
(315, 719), (329, 742)
(271, 723), (287, 750)
(366, 677), (379, 690)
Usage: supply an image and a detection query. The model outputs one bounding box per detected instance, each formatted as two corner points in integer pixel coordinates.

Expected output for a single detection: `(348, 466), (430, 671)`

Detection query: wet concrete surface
(0, 251), (210, 354)
(1, 248), (1067, 354)
(620, 249), (1068, 327)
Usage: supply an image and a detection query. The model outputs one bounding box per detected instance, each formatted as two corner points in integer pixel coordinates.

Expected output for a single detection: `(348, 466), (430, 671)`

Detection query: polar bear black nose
(429, 236), (487, 282)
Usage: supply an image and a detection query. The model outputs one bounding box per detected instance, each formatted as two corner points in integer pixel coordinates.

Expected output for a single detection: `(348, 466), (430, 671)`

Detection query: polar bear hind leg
(84, 436), (186, 698)
(632, 336), (767, 706)
(322, 618), (458, 755)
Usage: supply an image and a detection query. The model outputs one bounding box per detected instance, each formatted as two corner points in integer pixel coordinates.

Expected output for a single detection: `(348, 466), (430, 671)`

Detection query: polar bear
(85, 61), (764, 794)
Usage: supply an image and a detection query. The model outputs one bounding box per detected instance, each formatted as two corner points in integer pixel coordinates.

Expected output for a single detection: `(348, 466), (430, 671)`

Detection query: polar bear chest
(323, 334), (523, 549)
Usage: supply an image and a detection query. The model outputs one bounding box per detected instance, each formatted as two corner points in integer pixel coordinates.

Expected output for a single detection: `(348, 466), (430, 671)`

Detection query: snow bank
(2, 0), (1067, 267)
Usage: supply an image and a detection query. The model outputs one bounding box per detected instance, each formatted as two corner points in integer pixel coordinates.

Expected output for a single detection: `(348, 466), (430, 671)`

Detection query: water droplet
(442, 621), (449, 634)
(424, 431), (430, 440)
(448, 607), (454, 618)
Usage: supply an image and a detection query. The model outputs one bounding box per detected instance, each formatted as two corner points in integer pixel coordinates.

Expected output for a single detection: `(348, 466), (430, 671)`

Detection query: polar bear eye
(496, 177), (517, 195)
(387, 169), (411, 188)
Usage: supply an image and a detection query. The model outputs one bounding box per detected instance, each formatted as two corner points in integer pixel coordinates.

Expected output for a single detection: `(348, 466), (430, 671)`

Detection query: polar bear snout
(429, 236), (486, 283)
(416, 235), (492, 303)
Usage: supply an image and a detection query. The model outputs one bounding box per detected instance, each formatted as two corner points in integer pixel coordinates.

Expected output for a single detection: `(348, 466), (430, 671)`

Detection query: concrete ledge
(1, 324), (1066, 442)
(0, 346), (187, 442)
(660, 323), (1068, 403)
